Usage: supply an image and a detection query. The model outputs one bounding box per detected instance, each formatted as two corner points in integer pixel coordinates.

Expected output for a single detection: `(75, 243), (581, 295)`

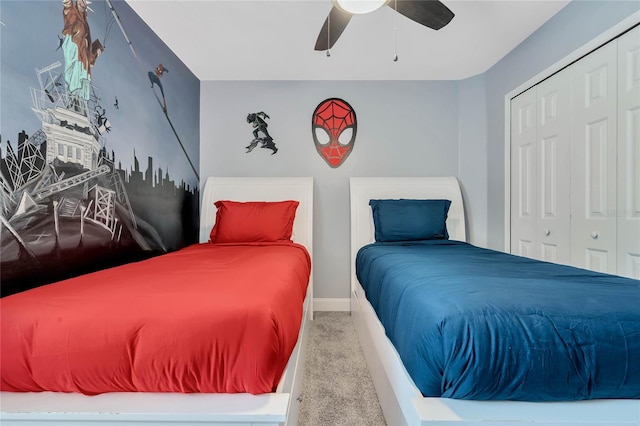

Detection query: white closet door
(617, 25), (640, 279)
(511, 88), (538, 258)
(571, 40), (618, 274)
(536, 68), (572, 265)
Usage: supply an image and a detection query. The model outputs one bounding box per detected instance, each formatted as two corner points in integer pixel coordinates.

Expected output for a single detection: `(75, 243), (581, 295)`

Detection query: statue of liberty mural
(61, 0), (103, 102)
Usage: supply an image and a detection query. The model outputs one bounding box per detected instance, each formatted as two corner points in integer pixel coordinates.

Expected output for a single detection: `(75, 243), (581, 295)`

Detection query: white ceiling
(126, 0), (570, 81)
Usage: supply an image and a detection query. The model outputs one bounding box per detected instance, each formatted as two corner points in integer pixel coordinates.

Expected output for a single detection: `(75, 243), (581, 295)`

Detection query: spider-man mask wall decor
(312, 98), (357, 168)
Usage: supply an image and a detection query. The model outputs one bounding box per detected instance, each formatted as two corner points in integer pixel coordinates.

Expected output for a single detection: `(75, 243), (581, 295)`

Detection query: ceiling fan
(314, 0), (455, 51)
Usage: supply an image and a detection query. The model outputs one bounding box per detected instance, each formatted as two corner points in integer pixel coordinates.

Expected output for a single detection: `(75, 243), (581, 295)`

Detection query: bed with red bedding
(2, 241), (310, 395)
(1, 176), (314, 426)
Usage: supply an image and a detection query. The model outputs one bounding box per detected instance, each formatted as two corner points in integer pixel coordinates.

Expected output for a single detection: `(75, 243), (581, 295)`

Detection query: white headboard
(200, 177), (314, 256)
(349, 176), (466, 292)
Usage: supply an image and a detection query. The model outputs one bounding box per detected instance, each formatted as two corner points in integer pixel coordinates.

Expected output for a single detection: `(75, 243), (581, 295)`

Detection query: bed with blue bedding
(350, 177), (640, 425)
(356, 239), (640, 402)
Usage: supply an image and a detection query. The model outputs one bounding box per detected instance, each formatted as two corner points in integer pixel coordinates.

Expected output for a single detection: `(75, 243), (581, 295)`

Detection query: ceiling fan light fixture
(332, 0), (387, 15)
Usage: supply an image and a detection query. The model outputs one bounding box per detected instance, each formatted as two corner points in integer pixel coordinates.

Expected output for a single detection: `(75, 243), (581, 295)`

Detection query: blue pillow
(369, 199), (451, 242)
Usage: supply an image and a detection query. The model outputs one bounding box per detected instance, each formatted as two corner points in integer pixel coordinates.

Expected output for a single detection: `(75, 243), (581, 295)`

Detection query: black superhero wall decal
(246, 112), (278, 155)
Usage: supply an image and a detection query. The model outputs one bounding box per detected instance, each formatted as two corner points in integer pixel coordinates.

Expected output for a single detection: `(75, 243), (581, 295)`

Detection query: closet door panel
(511, 88), (538, 259)
(617, 25), (640, 279)
(536, 68), (571, 265)
(571, 40), (618, 274)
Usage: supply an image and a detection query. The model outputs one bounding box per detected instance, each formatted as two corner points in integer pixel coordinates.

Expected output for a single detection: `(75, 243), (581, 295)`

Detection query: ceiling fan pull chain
(393, 0), (398, 61)
(393, 25), (398, 61)
(327, 11), (331, 57)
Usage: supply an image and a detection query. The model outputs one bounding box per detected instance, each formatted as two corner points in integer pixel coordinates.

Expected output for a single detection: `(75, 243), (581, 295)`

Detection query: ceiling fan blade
(390, 0), (454, 30)
(314, 6), (353, 51)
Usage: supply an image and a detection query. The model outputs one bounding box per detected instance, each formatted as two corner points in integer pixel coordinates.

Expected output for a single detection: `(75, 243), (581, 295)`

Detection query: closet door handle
(544, 229), (551, 236)
(591, 232), (599, 239)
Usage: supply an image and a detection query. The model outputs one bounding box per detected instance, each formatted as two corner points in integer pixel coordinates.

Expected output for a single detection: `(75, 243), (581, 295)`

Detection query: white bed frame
(349, 176), (640, 426)
(1, 176), (314, 426)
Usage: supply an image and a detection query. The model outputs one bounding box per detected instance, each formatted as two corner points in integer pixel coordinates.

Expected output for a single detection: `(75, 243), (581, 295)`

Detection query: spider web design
(313, 100), (356, 140)
(312, 98), (357, 168)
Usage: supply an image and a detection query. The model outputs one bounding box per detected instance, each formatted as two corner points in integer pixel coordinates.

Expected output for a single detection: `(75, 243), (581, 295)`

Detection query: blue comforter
(356, 240), (640, 401)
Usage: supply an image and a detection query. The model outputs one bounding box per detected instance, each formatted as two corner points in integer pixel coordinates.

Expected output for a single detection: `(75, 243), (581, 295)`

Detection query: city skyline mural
(1, 0), (200, 295)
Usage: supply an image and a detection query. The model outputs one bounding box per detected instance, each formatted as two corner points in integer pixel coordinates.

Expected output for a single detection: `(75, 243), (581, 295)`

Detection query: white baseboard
(313, 298), (350, 312)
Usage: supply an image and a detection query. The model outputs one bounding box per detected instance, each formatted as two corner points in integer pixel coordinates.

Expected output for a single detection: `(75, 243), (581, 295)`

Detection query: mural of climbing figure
(145, 61), (198, 180)
(148, 63), (168, 112)
(312, 98), (357, 168)
(246, 112), (278, 155)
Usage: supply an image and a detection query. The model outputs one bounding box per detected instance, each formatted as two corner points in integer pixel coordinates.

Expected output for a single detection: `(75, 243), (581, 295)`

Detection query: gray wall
(458, 73), (488, 247)
(484, 0), (640, 250)
(200, 81), (460, 299)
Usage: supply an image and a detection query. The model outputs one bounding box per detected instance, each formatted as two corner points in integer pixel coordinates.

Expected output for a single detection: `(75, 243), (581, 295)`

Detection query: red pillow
(209, 200), (299, 243)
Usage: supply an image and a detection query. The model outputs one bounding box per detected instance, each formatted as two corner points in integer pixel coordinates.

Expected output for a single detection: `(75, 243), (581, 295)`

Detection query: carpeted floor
(298, 311), (386, 426)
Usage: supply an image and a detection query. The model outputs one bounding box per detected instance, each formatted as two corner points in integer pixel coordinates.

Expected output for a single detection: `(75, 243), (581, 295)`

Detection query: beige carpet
(298, 312), (386, 426)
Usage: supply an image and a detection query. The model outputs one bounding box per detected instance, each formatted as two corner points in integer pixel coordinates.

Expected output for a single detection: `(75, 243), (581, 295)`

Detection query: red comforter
(1, 242), (311, 395)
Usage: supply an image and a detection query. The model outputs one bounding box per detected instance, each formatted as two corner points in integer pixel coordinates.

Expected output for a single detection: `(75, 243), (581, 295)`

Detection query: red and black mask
(312, 98), (357, 168)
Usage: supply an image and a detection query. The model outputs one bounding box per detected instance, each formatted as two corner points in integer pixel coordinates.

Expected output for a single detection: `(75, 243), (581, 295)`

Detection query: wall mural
(312, 98), (357, 168)
(245, 111), (278, 155)
(0, 0), (200, 296)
